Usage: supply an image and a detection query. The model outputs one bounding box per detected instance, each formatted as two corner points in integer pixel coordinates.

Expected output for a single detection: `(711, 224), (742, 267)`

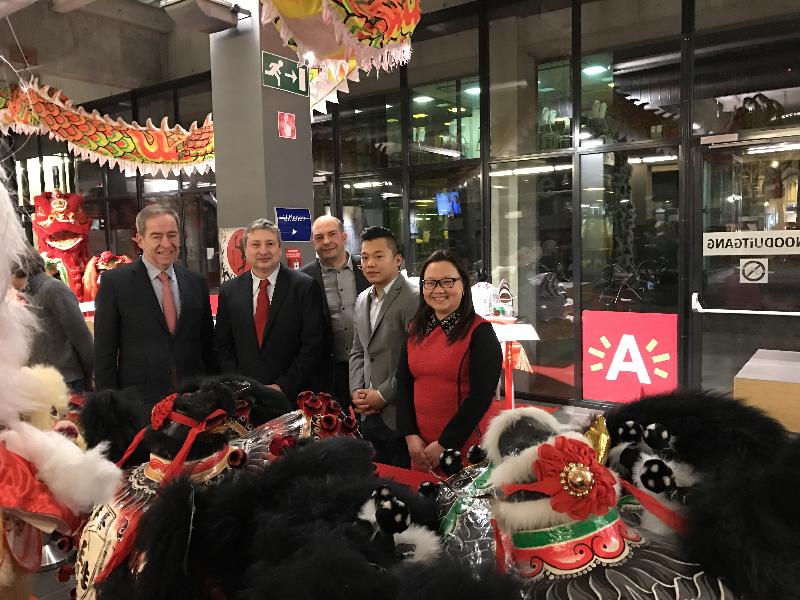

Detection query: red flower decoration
(296, 391), (315, 409)
(268, 434), (297, 457)
(534, 436), (617, 521)
(151, 394), (177, 430)
(300, 395), (324, 417)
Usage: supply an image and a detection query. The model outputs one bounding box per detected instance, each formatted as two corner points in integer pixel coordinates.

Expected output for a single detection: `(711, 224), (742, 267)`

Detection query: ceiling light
(771, 160), (780, 168)
(628, 155), (677, 164)
(465, 87), (481, 95)
(747, 142), (800, 155)
(387, 118), (399, 123)
(538, 87), (555, 93)
(443, 121), (452, 126)
(354, 109), (362, 114)
(763, 201), (770, 207)
(692, 122), (701, 130)
(514, 166), (554, 175)
(489, 170), (514, 177)
(415, 144), (461, 158)
(582, 65), (608, 76)
(554, 164), (572, 171)
(385, 104), (393, 109)
(578, 132), (594, 140)
(448, 107), (468, 113)
(608, 83), (615, 88)
(413, 95), (433, 103)
(412, 113), (428, 119)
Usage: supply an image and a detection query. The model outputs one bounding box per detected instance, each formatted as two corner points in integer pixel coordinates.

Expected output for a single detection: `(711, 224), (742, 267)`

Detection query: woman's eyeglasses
(421, 277), (459, 291)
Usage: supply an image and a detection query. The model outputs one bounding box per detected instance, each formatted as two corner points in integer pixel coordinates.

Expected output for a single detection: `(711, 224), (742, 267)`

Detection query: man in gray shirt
(302, 216), (369, 407)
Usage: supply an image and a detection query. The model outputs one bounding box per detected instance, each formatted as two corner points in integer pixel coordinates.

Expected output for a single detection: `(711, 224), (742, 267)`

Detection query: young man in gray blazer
(350, 227), (419, 467)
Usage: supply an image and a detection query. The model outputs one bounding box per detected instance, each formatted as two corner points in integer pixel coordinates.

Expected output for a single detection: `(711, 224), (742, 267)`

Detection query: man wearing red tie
(214, 219), (326, 400)
(94, 205), (218, 399)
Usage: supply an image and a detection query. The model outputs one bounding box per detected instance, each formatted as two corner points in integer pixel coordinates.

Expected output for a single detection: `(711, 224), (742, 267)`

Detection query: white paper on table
(491, 323), (539, 342)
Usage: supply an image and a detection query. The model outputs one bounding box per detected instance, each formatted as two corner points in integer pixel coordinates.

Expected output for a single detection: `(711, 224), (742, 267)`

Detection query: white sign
(703, 231), (800, 256)
(740, 258), (769, 284)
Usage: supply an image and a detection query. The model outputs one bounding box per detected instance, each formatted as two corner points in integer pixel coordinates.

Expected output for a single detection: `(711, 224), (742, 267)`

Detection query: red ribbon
(619, 479), (688, 534)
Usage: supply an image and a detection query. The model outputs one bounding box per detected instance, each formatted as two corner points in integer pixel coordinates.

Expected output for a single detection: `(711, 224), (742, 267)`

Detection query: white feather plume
(0, 422), (121, 514)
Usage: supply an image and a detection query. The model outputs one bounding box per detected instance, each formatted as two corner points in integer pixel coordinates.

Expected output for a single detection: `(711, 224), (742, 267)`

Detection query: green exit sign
(262, 51), (309, 97)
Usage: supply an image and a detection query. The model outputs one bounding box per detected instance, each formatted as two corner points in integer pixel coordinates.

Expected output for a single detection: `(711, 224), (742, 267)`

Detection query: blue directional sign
(275, 207), (312, 242)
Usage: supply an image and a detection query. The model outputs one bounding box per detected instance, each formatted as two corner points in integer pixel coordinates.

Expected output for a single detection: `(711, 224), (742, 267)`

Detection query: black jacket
(94, 259), (218, 396)
(301, 255), (370, 389)
(214, 264), (326, 400)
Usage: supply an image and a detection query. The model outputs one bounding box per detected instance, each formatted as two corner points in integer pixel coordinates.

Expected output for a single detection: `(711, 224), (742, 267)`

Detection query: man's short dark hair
(360, 226), (400, 255)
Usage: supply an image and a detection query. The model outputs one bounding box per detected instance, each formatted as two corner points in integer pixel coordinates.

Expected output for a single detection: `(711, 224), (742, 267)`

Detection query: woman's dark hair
(409, 250), (475, 344)
(11, 246), (45, 278)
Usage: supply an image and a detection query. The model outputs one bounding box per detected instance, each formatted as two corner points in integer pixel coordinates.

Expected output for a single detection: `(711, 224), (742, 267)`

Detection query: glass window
(490, 1), (572, 157)
(698, 143), (800, 393)
(181, 169), (215, 190)
(10, 134), (37, 205)
(76, 160), (104, 199)
(177, 80), (212, 129)
(136, 90), (175, 125)
(340, 94), (401, 171)
(313, 177), (332, 218)
(40, 138), (72, 193)
(490, 157), (575, 398)
(580, 148), (680, 312)
(694, 2), (800, 136)
(181, 192), (220, 289)
(581, 0), (681, 145)
(341, 174), (403, 258)
(409, 165), (482, 276)
(312, 113), (335, 175)
(409, 76), (480, 165)
(82, 197), (109, 257)
(143, 173), (180, 196)
(409, 25), (479, 165)
(108, 195), (139, 258)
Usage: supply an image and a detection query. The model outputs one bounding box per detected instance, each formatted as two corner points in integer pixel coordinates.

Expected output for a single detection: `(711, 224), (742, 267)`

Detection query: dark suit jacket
(301, 255), (370, 391)
(214, 264), (326, 401)
(94, 259), (218, 396)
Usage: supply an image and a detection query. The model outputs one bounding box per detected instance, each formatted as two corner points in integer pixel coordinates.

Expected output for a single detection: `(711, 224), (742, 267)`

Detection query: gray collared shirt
(321, 254), (357, 362)
(142, 255), (181, 318)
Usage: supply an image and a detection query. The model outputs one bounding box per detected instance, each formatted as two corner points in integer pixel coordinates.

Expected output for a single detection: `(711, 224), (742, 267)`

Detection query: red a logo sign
(582, 311), (678, 403)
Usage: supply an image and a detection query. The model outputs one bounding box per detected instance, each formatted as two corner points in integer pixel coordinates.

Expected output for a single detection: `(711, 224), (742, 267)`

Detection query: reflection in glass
(181, 193), (219, 289)
(341, 175), (402, 258)
(409, 165), (482, 276)
(340, 96), (400, 171)
(581, 0), (681, 145)
(693, 7), (800, 136)
(701, 146), (800, 311)
(312, 113), (335, 175)
(490, 158), (575, 398)
(108, 195), (139, 258)
(177, 81), (212, 129)
(490, 1), (572, 156)
(581, 149), (680, 312)
(410, 77), (480, 164)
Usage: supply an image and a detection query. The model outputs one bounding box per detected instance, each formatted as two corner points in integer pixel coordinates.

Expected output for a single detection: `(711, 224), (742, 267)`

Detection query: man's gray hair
(135, 204), (180, 235)
(244, 218), (282, 246)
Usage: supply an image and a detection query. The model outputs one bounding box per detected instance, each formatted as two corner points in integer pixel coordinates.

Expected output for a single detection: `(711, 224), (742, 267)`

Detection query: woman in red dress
(396, 250), (502, 471)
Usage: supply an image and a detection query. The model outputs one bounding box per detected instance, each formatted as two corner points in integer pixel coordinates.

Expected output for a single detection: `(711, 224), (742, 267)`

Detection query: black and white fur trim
(630, 451), (699, 535)
(357, 499), (442, 564)
(490, 431), (601, 531)
(482, 407), (567, 465)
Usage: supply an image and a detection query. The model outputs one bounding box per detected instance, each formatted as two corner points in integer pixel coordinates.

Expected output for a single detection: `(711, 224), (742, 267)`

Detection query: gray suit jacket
(349, 275), (419, 431)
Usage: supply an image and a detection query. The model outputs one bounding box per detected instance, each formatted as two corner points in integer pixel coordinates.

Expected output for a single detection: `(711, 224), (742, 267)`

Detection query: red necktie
(157, 271), (177, 334)
(254, 279), (270, 347)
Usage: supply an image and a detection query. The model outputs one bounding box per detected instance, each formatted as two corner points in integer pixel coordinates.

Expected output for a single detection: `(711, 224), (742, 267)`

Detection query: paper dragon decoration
(262, 0), (420, 113)
(0, 1), (420, 176)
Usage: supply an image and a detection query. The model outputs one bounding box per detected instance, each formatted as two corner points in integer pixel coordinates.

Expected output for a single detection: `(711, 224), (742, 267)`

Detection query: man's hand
(423, 440), (446, 469)
(406, 435), (432, 470)
(266, 383), (283, 394)
(352, 388), (386, 415)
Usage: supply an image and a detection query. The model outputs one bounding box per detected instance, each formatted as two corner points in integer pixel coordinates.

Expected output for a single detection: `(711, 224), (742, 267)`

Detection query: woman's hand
(406, 435), (432, 470)
(423, 440), (446, 469)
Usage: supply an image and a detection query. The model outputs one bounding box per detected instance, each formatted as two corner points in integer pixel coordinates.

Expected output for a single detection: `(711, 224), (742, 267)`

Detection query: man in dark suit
(301, 215), (369, 407)
(215, 218), (326, 402)
(94, 205), (218, 398)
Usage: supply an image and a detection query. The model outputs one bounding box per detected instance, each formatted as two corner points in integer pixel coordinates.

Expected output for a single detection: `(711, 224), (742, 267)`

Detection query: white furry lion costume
(0, 173), (121, 598)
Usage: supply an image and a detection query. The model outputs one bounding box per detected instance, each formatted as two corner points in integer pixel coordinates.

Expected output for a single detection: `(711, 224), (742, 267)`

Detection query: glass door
(693, 141), (800, 392)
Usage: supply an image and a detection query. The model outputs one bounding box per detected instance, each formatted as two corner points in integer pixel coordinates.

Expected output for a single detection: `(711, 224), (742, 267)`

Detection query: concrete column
(210, 0), (315, 264)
